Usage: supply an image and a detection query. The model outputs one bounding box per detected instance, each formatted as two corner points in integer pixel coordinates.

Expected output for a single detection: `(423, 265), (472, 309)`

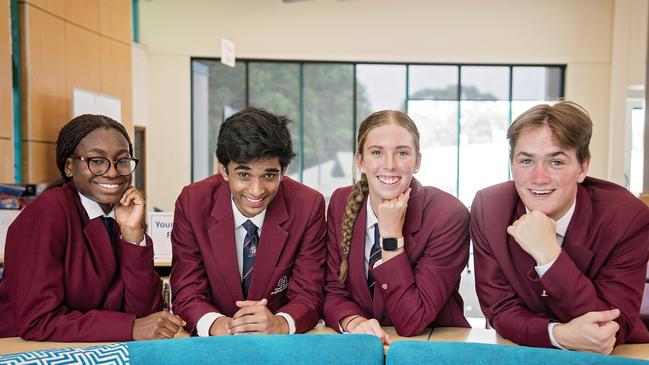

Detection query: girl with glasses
(0, 114), (184, 342)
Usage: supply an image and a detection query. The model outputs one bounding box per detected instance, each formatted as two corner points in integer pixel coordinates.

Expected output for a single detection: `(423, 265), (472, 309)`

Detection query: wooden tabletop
(1, 326), (648, 360)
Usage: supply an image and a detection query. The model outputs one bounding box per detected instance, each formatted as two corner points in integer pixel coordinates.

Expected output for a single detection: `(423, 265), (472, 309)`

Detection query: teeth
(378, 176), (401, 185)
(98, 183), (120, 189)
(531, 189), (553, 196)
(246, 197), (263, 203)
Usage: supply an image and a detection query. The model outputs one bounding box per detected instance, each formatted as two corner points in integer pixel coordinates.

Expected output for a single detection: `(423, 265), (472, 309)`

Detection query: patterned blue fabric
(0, 343), (129, 365)
(386, 341), (649, 365)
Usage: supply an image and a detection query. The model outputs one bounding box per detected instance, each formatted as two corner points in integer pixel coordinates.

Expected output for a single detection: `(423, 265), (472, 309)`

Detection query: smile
(530, 189), (554, 196)
(95, 182), (122, 190)
(245, 196), (264, 204)
(377, 175), (401, 185)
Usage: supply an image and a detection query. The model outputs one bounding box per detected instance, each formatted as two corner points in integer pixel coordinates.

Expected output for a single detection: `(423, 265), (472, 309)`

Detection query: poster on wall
(72, 88), (122, 123)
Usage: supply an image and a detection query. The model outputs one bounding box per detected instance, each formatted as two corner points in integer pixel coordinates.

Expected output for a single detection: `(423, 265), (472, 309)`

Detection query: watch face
(382, 237), (398, 251)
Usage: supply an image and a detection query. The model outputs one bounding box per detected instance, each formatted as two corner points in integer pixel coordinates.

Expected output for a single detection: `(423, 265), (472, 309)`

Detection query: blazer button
(381, 283), (388, 290)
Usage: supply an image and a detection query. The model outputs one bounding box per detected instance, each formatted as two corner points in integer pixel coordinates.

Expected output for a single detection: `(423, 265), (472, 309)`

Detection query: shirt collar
(78, 192), (115, 219)
(554, 200), (576, 237)
(365, 196), (378, 232)
(231, 197), (266, 230)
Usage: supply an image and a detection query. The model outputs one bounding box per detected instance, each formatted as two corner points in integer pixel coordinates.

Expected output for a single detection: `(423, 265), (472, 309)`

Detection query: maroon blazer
(324, 179), (470, 336)
(471, 177), (649, 348)
(170, 175), (326, 335)
(0, 181), (162, 341)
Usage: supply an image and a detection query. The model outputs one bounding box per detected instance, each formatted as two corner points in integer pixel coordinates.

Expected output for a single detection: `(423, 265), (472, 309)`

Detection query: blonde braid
(338, 174), (369, 282)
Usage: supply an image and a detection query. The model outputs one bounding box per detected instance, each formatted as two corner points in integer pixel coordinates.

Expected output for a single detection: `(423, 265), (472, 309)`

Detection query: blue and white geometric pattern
(0, 343), (129, 365)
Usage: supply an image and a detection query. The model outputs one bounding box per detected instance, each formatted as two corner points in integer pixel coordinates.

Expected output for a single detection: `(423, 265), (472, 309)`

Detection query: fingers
(160, 310), (186, 327)
(232, 302), (267, 320)
(230, 313), (269, 334)
(366, 319), (391, 345)
(584, 309), (620, 323)
(235, 298), (267, 308)
(384, 333), (393, 346)
(353, 319), (390, 345)
(599, 320), (620, 336)
(400, 187), (411, 202)
(506, 225), (514, 236)
(119, 187), (144, 207)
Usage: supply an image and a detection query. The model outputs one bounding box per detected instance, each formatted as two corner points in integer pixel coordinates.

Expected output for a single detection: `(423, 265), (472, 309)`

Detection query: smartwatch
(381, 237), (404, 251)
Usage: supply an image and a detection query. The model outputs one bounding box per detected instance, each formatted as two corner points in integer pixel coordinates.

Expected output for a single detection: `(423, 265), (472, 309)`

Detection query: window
(192, 59), (565, 203)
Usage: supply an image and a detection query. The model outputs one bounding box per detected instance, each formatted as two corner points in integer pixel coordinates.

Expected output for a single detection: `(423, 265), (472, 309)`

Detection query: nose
(385, 153), (396, 171)
(104, 161), (120, 178)
(249, 178), (265, 197)
(530, 164), (550, 185)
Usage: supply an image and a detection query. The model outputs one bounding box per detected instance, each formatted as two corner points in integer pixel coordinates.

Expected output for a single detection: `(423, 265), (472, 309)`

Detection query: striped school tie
(242, 220), (259, 299)
(367, 223), (381, 290)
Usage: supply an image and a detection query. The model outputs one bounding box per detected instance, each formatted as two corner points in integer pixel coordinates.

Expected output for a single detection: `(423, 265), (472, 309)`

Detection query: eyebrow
(87, 148), (129, 155)
(515, 151), (570, 159)
(367, 145), (413, 150)
(232, 165), (281, 173)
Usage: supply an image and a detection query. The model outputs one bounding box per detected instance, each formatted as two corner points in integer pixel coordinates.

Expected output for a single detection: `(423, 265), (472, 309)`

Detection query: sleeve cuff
(535, 257), (558, 278)
(120, 235), (147, 246)
(548, 322), (567, 350)
(196, 312), (224, 337)
(276, 312), (296, 334)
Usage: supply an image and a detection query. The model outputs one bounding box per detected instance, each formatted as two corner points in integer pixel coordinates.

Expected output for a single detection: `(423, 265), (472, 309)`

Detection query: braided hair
(50, 114), (132, 188)
(338, 110), (420, 282)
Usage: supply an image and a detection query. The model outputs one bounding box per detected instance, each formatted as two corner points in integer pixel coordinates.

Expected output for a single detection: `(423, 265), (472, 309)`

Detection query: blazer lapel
(561, 185), (595, 273)
(248, 186), (289, 299)
(83, 218), (118, 296)
(208, 182), (244, 302)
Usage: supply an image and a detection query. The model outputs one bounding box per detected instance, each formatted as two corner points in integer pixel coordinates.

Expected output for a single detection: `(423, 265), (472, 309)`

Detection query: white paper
(221, 38), (236, 68)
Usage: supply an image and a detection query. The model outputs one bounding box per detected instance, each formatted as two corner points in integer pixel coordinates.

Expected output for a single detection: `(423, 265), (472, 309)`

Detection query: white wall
(139, 0), (645, 210)
(608, 0), (647, 186)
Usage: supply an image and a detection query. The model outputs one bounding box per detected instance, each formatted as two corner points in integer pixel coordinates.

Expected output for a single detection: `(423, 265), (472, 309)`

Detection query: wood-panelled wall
(1, 0), (13, 182)
(20, 0), (132, 183)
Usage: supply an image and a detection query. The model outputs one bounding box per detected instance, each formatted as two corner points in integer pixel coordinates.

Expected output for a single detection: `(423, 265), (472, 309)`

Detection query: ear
(64, 157), (73, 178)
(355, 153), (364, 174)
(414, 152), (422, 173)
(280, 166), (287, 177)
(218, 163), (229, 181)
(576, 158), (590, 183)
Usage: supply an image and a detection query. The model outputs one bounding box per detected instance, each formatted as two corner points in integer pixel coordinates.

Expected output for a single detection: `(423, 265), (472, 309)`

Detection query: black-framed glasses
(72, 156), (139, 176)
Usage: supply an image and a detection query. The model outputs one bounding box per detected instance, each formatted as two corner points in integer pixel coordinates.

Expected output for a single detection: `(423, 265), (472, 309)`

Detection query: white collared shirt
(196, 197), (295, 336)
(364, 197), (382, 277)
(78, 192), (145, 246)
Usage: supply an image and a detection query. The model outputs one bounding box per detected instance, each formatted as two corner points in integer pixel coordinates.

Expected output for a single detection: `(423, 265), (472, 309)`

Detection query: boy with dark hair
(472, 101), (649, 353)
(171, 107), (326, 336)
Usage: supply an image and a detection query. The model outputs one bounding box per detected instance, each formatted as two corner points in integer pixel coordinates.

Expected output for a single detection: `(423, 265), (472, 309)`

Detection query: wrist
(209, 316), (231, 336)
(121, 227), (144, 242)
(273, 315), (289, 334)
(344, 315), (364, 333)
(552, 323), (573, 350)
(535, 246), (561, 266)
